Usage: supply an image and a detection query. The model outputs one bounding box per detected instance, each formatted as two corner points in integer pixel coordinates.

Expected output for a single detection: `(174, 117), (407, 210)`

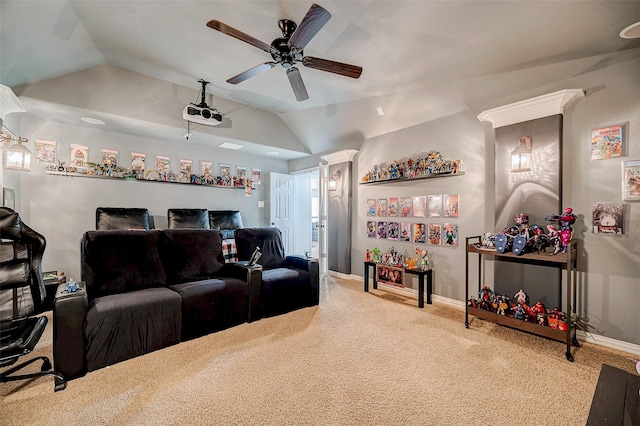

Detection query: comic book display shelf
(45, 170), (244, 190)
(465, 236), (579, 361)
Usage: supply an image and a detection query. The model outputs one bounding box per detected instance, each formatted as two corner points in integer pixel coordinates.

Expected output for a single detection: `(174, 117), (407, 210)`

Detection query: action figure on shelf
(545, 207), (577, 253)
(365, 249), (371, 262)
(514, 289), (529, 305)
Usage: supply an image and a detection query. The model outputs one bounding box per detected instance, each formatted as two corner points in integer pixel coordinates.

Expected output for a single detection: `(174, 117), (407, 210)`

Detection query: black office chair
(0, 207), (66, 391)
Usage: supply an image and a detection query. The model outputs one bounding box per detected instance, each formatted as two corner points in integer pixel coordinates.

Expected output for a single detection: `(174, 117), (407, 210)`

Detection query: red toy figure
(545, 207), (577, 253)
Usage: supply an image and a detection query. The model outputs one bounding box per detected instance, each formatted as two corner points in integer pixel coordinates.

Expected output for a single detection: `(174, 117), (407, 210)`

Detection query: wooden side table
(364, 261), (433, 308)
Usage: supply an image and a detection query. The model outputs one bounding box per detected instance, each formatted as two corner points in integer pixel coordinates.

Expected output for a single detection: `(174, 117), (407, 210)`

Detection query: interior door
(270, 172), (295, 254)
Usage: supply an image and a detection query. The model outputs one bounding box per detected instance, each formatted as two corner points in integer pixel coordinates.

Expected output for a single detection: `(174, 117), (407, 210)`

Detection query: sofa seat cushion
(260, 268), (314, 316)
(169, 278), (249, 340)
(85, 287), (182, 372)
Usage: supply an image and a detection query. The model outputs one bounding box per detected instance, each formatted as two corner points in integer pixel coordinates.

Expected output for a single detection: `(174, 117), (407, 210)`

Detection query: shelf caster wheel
(566, 352), (574, 362)
(572, 336), (580, 347)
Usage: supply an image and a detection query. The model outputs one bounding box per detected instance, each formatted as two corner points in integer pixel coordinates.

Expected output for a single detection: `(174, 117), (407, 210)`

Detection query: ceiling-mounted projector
(183, 105), (222, 126)
(183, 79), (223, 126)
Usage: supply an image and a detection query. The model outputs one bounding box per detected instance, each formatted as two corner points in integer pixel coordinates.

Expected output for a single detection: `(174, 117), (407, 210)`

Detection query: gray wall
(4, 114), (287, 280)
(328, 161), (352, 274)
(352, 55), (640, 345)
(354, 109), (486, 301)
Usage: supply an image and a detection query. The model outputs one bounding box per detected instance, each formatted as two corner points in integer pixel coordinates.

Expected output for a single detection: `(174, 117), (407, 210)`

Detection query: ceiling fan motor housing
(271, 36), (302, 68)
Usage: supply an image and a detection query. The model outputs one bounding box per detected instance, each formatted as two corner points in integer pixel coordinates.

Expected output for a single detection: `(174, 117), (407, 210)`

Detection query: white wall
(4, 115), (288, 280)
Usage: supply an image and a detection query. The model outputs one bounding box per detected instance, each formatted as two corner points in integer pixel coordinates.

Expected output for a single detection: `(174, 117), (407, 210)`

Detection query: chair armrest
(284, 255), (317, 271)
(219, 263), (263, 322)
(53, 283), (88, 380)
(285, 256), (320, 306)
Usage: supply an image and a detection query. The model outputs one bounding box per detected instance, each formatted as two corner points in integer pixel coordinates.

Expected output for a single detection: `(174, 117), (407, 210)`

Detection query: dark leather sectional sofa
(53, 229), (261, 380)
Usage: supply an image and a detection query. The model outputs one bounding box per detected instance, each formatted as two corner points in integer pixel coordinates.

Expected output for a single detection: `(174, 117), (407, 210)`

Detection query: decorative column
(478, 89), (584, 306)
(321, 149), (358, 275)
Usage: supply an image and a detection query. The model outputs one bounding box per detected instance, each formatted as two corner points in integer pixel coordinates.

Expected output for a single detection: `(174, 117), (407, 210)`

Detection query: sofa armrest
(285, 256), (320, 306)
(53, 283), (88, 380)
(219, 263), (263, 322)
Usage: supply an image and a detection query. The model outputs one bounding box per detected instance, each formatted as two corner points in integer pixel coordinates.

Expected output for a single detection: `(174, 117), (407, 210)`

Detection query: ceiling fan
(206, 3), (362, 101)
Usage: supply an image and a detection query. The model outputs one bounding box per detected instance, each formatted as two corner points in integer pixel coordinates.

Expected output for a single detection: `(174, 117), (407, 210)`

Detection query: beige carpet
(1, 276), (637, 425)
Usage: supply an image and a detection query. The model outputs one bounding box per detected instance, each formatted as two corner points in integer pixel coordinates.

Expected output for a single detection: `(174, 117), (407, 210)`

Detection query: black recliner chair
(167, 208), (210, 229)
(95, 207), (153, 230)
(0, 207), (66, 391)
(234, 227), (319, 318)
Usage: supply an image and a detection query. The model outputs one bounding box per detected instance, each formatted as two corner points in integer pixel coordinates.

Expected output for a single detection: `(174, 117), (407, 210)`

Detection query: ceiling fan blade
(207, 20), (276, 54)
(227, 62), (276, 84)
(286, 67), (309, 101)
(288, 3), (331, 50)
(302, 56), (363, 79)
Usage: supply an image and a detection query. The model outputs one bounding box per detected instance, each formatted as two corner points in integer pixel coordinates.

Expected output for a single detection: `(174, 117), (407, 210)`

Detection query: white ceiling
(2, 1), (640, 160)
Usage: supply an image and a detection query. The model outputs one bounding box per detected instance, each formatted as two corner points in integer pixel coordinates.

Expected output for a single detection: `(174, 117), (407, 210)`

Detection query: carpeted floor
(1, 276), (637, 425)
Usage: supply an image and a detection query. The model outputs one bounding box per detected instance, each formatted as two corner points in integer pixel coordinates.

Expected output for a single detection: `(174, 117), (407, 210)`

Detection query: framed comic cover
(376, 198), (388, 216)
(443, 223), (458, 247)
(156, 155), (170, 174)
(443, 194), (459, 217)
(251, 168), (262, 185)
(101, 148), (118, 168)
(622, 159), (640, 201)
(377, 221), (387, 239)
(201, 161), (213, 176)
(387, 197), (399, 216)
(179, 159), (193, 178)
(387, 221), (399, 240)
(366, 198), (376, 216)
(592, 203), (624, 234)
(131, 152), (146, 176)
(35, 139), (56, 164)
(412, 196), (426, 217)
(376, 264), (405, 288)
(366, 221), (376, 238)
(428, 194), (443, 217)
(591, 123), (626, 160)
(236, 166), (247, 184)
(399, 197), (412, 217)
(400, 222), (412, 242)
(69, 144), (89, 169)
(428, 223), (442, 245)
(413, 223), (426, 243)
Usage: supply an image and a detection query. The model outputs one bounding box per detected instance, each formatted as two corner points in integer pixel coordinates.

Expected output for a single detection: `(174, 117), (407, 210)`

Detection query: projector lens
(201, 109), (212, 119)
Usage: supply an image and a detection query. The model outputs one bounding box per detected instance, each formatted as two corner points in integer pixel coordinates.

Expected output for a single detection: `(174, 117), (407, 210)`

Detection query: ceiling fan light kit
(207, 3), (362, 101)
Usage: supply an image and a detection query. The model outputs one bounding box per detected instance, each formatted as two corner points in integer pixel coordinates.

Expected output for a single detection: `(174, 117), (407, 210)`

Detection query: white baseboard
(345, 272), (640, 356)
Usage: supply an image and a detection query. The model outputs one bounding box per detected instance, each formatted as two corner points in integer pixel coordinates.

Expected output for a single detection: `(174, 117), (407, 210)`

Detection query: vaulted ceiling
(2, 1), (639, 161)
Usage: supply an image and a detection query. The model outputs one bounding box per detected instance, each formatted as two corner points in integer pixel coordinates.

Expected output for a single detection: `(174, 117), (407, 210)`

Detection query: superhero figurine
(545, 207), (576, 253)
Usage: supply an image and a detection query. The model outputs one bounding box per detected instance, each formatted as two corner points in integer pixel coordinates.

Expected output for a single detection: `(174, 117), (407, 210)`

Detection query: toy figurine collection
(361, 150), (464, 183)
(480, 208), (577, 256)
(468, 286), (569, 331)
(365, 246), (430, 271)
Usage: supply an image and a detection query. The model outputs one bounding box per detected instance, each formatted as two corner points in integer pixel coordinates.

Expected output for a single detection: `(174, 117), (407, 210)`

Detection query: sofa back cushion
(96, 207), (152, 230)
(159, 229), (225, 283)
(234, 227), (286, 269)
(208, 210), (243, 239)
(81, 230), (166, 298)
(167, 208), (210, 229)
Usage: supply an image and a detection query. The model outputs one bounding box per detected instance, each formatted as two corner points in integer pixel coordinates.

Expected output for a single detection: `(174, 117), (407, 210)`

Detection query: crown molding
(321, 149), (359, 165)
(0, 84), (26, 120)
(477, 89), (585, 128)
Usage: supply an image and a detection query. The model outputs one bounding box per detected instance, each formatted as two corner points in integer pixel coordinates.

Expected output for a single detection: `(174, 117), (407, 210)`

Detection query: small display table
(363, 261), (433, 308)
